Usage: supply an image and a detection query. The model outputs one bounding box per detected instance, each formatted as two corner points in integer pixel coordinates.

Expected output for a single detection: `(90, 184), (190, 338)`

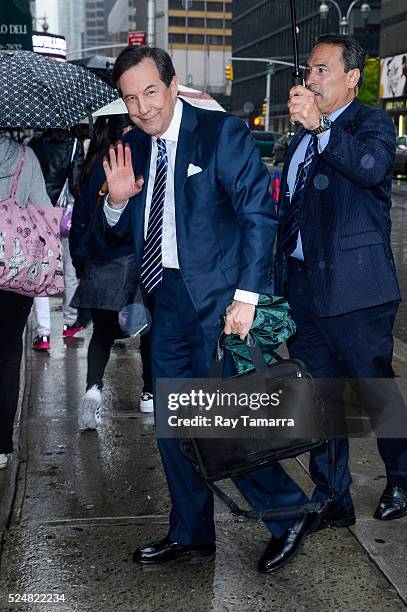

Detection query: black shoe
(316, 500), (356, 531)
(374, 484), (407, 521)
(133, 536), (216, 565)
(258, 512), (321, 574)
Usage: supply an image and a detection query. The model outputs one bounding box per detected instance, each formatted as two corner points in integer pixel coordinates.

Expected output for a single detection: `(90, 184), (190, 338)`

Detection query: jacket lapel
(278, 127), (306, 214)
(299, 99), (362, 198)
(174, 101), (199, 244)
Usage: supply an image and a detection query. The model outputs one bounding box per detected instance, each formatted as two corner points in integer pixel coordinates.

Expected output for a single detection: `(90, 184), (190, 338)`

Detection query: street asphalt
(1, 179), (407, 612)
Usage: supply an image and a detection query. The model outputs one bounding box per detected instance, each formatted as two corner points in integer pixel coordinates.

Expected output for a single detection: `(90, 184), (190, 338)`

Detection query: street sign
(127, 31), (146, 47)
(0, 0), (33, 51)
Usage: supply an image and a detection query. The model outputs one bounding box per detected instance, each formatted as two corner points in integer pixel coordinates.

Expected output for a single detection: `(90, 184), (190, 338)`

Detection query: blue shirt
(289, 101), (352, 261)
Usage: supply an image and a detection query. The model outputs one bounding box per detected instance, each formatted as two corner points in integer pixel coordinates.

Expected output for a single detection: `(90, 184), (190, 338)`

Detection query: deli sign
(0, 0), (33, 51)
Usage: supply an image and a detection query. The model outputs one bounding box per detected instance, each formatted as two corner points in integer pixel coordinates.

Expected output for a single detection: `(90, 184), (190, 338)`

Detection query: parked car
(394, 135), (407, 176)
(251, 130), (281, 158)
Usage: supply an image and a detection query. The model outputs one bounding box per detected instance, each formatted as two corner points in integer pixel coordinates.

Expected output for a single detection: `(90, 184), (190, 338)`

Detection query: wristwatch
(310, 115), (333, 136)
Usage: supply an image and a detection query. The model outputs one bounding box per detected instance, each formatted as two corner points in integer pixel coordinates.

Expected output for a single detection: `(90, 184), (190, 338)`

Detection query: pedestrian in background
(29, 128), (86, 351)
(0, 134), (51, 469)
(70, 114), (153, 431)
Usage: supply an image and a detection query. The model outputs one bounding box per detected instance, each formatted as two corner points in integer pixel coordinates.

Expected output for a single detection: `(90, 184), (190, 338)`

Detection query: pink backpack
(0, 147), (64, 297)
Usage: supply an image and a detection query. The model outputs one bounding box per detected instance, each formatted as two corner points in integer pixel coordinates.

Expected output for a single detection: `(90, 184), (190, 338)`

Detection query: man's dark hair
(112, 46), (176, 89)
(315, 33), (366, 88)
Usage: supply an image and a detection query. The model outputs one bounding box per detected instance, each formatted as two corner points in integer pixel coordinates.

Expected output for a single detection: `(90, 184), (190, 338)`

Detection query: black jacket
(69, 161), (133, 275)
(29, 136), (84, 204)
(274, 99), (400, 316)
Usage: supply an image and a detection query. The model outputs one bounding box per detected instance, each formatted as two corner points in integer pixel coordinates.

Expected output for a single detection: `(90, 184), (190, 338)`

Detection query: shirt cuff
(234, 289), (259, 305)
(103, 194), (128, 227)
(317, 129), (331, 153)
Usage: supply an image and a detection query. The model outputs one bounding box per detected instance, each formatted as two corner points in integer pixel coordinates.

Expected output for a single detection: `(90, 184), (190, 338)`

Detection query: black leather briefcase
(180, 335), (330, 521)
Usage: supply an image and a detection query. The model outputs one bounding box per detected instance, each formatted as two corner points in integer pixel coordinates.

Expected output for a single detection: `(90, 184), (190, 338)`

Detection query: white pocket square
(187, 163), (203, 177)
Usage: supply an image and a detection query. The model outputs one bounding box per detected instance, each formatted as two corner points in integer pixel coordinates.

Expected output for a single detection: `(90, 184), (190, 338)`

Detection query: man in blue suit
(273, 33), (407, 555)
(100, 46), (322, 572)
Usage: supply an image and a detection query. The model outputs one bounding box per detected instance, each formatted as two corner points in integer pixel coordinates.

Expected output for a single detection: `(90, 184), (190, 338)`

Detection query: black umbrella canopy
(71, 55), (116, 70)
(0, 51), (118, 129)
(70, 55), (116, 86)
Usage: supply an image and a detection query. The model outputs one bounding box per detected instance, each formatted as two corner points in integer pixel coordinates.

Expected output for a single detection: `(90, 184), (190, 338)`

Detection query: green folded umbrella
(221, 295), (296, 374)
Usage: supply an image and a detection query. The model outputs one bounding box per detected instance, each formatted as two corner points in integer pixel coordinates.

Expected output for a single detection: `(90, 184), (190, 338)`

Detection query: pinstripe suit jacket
(274, 99), (401, 317)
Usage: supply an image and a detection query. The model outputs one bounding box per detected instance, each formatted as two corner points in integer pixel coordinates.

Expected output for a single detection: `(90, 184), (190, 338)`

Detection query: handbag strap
(9, 146), (26, 200)
(212, 331), (269, 378)
(205, 478), (328, 521)
(96, 179), (108, 209)
(70, 138), (78, 163)
(57, 139), (78, 204)
(199, 438), (337, 523)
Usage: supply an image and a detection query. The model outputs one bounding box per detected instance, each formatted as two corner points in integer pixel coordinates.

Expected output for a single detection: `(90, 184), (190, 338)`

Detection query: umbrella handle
(289, 0), (302, 84)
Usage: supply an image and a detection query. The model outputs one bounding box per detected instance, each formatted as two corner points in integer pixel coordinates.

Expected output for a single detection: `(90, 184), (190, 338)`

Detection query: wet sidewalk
(1, 301), (407, 611)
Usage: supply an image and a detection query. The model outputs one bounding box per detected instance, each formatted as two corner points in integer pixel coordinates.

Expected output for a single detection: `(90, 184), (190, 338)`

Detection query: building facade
(232, 0), (381, 132)
(155, 0), (232, 97)
(57, 0), (84, 57)
(107, 0), (145, 51)
(379, 0), (407, 135)
(83, 0), (105, 52)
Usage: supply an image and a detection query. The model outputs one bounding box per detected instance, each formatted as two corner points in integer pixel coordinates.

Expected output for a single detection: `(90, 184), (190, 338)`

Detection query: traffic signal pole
(265, 66), (272, 132)
(228, 57), (306, 131)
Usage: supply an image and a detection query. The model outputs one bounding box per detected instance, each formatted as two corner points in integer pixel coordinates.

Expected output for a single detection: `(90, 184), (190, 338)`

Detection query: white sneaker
(0, 453), (9, 469)
(79, 386), (102, 431)
(139, 392), (154, 413)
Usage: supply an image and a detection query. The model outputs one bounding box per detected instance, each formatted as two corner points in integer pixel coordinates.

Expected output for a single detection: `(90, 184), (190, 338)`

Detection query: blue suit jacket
(274, 99), (401, 317)
(103, 100), (278, 346)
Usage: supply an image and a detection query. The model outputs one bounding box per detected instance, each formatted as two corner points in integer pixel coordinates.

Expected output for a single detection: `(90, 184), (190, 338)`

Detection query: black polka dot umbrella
(0, 50), (118, 129)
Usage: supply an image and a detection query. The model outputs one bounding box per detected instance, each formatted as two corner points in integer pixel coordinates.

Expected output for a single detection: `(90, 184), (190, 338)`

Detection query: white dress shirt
(104, 98), (259, 304)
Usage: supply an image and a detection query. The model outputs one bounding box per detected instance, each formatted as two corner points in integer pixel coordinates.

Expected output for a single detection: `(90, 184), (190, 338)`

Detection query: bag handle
(9, 146), (26, 200)
(212, 331), (270, 378)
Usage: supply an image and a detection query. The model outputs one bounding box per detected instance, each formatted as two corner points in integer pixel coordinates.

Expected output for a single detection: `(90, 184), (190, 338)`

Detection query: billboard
(32, 32), (67, 61)
(380, 52), (407, 99)
(0, 0), (33, 51)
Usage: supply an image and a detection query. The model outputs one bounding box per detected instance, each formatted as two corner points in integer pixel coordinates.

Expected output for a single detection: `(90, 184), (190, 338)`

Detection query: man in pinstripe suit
(274, 34), (407, 545)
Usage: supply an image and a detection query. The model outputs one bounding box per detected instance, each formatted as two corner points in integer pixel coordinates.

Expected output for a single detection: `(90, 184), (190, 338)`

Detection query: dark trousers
(87, 308), (152, 393)
(0, 290), (33, 453)
(286, 260), (407, 500)
(151, 269), (309, 544)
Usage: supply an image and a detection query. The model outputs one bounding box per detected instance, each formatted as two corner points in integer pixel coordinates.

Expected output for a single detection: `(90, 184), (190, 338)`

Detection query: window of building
(188, 34), (205, 43)
(169, 0), (229, 11)
(169, 33), (186, 44)
(206, 18), (224, 28)
(171, 17), (188, 27)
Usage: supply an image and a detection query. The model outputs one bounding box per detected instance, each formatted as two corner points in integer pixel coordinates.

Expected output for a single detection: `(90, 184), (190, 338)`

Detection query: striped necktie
(280, 135), (318, 258)
(140, 138), (168, 294)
